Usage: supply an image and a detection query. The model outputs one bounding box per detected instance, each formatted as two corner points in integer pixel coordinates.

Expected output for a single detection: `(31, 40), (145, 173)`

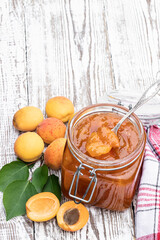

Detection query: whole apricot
(14, 132), (44, 162)
(37, 118), (66, 144)
(44, 138), (66, 170)
(26, 192), (60, 222)
(45, 96), (74, 122)
(13, 106), (44, 131)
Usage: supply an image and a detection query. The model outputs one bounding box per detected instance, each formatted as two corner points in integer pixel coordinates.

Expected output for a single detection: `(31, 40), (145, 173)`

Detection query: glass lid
(98, 89), (160, 126)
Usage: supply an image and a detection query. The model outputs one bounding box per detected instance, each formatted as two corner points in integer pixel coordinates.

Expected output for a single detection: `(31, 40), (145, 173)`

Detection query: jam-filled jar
(61, 103), (146, 211)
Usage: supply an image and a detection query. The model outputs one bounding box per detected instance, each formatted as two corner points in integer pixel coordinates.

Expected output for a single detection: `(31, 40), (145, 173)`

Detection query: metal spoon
(112, 80), (160, 135)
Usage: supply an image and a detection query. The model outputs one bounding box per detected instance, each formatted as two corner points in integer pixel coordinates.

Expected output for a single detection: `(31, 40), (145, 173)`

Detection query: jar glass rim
(67, 103), (145, 168)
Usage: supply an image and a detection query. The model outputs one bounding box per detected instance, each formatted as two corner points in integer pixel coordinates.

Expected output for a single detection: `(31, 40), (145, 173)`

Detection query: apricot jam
(74, 112), (139, 159)
(61, 104), (146, 211)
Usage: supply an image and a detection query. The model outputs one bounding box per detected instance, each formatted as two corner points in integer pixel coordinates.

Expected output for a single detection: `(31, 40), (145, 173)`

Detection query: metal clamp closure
(68, 146), (141, 204)
(69, 163), (97, 204)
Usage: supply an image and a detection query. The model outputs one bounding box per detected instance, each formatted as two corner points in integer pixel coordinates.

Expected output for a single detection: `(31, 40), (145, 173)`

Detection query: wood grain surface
(0, 0), (159, 239)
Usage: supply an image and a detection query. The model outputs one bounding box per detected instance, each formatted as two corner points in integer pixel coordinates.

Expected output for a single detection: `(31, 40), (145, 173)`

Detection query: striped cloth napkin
(135, 125), (160, 240)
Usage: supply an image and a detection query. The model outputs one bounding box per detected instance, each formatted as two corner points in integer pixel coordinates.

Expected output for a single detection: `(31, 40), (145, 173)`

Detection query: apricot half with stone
(37, 117), (66, 144)
(14, 132), (44, 162)
(26, 192), (60, 222)
(57, 201), (89, 232)
(13, 106), (44, 131)
(86, 126), (120, 157)
(45, 96), (74, 122)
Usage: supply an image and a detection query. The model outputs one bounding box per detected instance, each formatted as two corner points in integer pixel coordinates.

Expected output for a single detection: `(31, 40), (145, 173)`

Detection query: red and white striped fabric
(136, 125), (160, 240)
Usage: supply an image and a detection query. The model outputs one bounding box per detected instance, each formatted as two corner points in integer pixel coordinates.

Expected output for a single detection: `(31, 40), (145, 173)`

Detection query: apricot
(44, 138), (66, 170)
(26, 192), (60, 222)
(14, 132), (44, 162)
(37, 118), (66, 144)
(98, 126), (120, 148)
(57, 201), (89, 232)
(86, 126), (120, 157)
(13, 106), (44, 131)
(86, 132), (112, 157)
(45, 96), (74, 122)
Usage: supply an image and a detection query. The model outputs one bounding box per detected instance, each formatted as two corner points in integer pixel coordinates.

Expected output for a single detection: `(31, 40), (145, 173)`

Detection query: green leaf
(17, 158), (35, 169)
(0, 161), (29, 192)
(32, 165), (48, 193)
(3, 180), (37, 221)
(43, 174), (61, 201)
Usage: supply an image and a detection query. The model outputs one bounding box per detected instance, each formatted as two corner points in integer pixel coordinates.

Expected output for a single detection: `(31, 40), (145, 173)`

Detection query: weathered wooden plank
(105, 0), (160, 90)
(2, 0), (159, 239)
(0, 1), (34, 239)
(24, 0), (134, 239)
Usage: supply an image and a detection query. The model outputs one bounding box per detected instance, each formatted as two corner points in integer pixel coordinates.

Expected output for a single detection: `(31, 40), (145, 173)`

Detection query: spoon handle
(112, 80), (160, 134)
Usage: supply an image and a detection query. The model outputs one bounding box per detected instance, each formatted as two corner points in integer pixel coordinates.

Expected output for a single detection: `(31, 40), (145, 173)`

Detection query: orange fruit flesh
(86, 126), (120, 157)
(26, 192), (60, 222)
(29, 198), (54, 212)
(57, 201), (89, 232)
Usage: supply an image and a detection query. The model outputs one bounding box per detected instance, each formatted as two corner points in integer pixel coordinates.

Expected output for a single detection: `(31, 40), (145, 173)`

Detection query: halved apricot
(57, 201), (89, 232)
(86, 131), (112, 157)
(26, 192), (60, 222)
(86, 126), (120, 157)
(98, 126), (120, 148)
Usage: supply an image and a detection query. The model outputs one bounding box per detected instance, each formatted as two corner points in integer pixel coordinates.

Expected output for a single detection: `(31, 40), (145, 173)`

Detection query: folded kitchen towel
(136, 125), (160, 240)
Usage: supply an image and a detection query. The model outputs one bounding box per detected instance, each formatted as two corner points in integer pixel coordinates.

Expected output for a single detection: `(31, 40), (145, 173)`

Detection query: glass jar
(61, 104), (146, 211)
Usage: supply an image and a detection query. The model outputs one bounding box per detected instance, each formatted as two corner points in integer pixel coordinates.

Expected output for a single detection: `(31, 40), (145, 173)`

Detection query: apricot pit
(63, 208), (80, 225)
(57, 201), (89, 232)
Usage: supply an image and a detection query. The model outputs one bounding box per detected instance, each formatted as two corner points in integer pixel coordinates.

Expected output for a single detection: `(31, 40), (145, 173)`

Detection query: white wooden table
(0, 0), (159, 239)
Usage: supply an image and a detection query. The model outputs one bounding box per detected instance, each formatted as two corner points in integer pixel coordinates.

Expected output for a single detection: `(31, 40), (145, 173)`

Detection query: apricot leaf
(3, 180), (37, 220)
(32, 165), (48, 193)
(17, 158), (35, 169)
(0, 161), (29, 192)
(43, 174), (61, 201)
